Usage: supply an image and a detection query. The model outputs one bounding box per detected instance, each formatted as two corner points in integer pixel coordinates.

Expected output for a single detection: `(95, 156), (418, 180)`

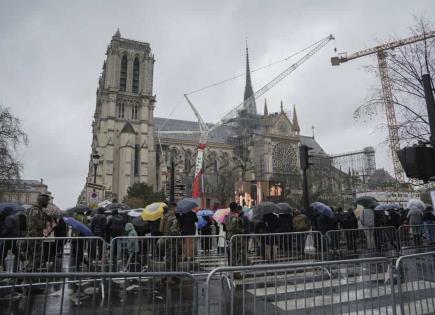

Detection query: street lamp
(92, 151), (100, 184)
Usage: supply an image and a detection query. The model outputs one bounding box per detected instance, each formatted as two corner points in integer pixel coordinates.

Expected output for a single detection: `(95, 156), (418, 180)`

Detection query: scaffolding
(331, 147), (376, 183)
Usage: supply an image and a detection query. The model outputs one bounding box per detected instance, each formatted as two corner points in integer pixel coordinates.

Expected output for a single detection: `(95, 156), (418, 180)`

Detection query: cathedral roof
(154, 117), (235, 144)
(299, 135), (327, 156)
(120, 122), (136, 134)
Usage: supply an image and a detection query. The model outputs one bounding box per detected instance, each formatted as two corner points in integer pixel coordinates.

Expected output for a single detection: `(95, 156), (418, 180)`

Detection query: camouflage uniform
(24, 205), (52, 271)
(225, 213), (247, 266)
(160, 212), (181, 271)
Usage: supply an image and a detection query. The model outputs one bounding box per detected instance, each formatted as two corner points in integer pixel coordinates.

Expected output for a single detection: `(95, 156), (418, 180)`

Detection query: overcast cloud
(0, 0), (434, 208)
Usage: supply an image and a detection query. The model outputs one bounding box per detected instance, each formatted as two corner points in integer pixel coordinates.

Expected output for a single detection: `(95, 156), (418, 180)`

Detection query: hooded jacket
(125, 223), (139, 254)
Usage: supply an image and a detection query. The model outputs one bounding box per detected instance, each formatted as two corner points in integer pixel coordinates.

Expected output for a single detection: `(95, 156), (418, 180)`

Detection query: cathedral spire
(243, 40), (257, 115)
(264, 99), (268, 116)
(113, 28), (121, 38)
(292, 104), (300, 134)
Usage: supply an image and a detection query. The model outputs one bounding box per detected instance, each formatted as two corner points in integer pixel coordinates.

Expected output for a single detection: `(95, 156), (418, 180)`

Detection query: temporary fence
(325, 227), (398, 260)
(0, 271), (198, 315)
(396, 251), (435, 315)
(229, 231), (323, 266)
(205, 257), (395, 315)
(109, 235), (227, 274)
(398, 224), (435, 255)
(0, 237), (106, 274)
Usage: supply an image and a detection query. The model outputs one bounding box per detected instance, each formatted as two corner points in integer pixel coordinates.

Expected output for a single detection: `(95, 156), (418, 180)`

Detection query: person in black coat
(177, 211), (198, 260)
(90, 207), (107, 261)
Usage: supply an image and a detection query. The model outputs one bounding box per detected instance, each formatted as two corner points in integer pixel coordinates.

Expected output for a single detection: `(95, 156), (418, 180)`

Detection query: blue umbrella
(197, 216), (207, 229)
(310, 202), (334, 218)
(0, 202), (25, 215)
(176, 198), (199, 214)
(64, 217), (93, 236)
(197, 209), (214, 217)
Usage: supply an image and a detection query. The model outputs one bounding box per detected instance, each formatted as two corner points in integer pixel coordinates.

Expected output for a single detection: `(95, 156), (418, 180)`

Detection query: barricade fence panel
(0, 271), (197, 315)
(398, 224), (435, 255)
(205, 257), (395, 315)
(325, 227), (398, 260)
(109, 235), (227, 274)
(229, 231), (323, 266)
(396, 251), (435, 315)
(0, 237), (106, 274)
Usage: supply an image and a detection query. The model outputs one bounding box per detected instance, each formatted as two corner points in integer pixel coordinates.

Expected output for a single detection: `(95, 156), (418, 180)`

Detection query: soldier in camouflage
(225, 202), (249, 266)
(159, 204), (181, 272)
(24, 193), (53, 271)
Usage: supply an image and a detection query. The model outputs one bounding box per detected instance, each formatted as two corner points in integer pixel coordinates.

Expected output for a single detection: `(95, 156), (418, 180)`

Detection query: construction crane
(331, 30), (435, 182)
(159, 35), (335, 202)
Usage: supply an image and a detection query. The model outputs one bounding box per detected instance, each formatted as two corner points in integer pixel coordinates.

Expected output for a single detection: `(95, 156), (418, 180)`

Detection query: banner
(192, 144), (206, 198)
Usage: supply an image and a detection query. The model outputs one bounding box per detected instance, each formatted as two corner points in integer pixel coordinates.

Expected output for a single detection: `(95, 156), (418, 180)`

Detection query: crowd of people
(1, 193), (435, 272)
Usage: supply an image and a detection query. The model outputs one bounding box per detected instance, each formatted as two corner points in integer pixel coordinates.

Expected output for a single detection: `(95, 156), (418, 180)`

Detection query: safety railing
(325, 226), (398, 260)
(0, 237), (106, 273)
(229, 231), (323, 266)
(0, 271), (198, 315)
(398, 224), (435, 255)
(109, 235), (227, 274)
(205, 257), (395, 315)
(395, 251), (435, 315)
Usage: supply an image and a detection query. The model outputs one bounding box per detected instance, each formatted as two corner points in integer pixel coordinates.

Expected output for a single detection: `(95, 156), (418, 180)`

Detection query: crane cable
(185, 36), (331, 96)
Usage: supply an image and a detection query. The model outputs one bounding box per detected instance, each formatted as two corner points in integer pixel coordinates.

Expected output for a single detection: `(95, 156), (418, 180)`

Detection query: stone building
(83, 31), (357, 208)
(0, 179), (52, 205)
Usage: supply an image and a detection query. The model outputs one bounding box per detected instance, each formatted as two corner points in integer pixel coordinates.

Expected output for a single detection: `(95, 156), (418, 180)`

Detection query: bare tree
(0, 106), (28, 194)
(354, 17), (435, 145)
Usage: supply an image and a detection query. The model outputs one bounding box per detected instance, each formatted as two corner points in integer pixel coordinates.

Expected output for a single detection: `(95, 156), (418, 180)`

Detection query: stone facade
(83, 32), (356, 208)
(0, 179), (51, 205)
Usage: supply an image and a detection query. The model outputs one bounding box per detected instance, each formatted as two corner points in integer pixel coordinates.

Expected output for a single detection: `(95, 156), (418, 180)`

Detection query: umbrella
(374, 204), (401, 211)
(276, 203), (293, 215)
(213, 208), (230, 224)
(355, 196), (379, 209)
(310, 202), (334, 218)
(141, 202), (166, 221)
(64, 217), (93, 236)
(197, 209), (214, 217)
(98, 200), (112, 208)
(46, 203), (62, 217)
(105, 203), (130, 211)
(407, 199), (425, 212)
(197, 216), (208, 229)
(176, 198), (199, 214)
(67, 205), (91, 216)
(252, 202), (280, 221)
(0, 202), (25, 215)
(128, 208), (144, 217)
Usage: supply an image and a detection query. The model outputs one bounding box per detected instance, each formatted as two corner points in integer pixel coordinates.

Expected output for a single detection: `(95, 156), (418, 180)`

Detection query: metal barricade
(229, 231), (323, 266)
(325, 227), (398, 260)
(396, 251), (435, 315)
(0, 271), (197, 315)
(0, 237), (106, 273)
(109, 235), (227, 274)
(398, 224), (435, 255)
(205, 257), (395, 315)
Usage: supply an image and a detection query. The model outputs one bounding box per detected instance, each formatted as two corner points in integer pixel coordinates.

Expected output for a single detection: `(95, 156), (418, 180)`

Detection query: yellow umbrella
(141, 202), (167, 221)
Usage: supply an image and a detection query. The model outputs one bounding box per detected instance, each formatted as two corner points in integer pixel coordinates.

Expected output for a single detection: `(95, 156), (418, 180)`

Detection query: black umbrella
(105, 203), (131, 211)
(66, 204), (91, 216)
(253, 202), (280, 221)
(355, 196), (379, 209)
(0, 202), (25, 215)
(276, 203), (293, 215)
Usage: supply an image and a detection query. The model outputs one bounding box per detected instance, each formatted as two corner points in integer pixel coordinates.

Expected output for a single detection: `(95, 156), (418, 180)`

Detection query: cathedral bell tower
(86, 30), (157, 202)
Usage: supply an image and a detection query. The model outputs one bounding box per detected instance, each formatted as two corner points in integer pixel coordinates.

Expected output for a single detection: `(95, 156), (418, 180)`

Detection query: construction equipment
(159, 35), (335, 201)
(331, 30), (435, 182)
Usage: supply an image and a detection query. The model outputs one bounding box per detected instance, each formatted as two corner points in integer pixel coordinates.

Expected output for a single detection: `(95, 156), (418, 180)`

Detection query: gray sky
(1, 0), (434, 208)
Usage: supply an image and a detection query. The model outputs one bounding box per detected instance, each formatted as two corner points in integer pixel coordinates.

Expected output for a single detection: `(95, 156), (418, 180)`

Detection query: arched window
(119, 55), (128, 92)
(132, 57), (140, 93)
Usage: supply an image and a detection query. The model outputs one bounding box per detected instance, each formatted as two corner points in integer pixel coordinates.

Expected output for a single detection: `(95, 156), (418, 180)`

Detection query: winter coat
(125, 223), (139, 255)
(263, 213), (280, 234)
(148, 219), (162, 236)
(340, 211), (358, 229)
(106, 214), (125, 239)
(315, 213), (336, 235)
(0, 208), (20, 238)
(178, 211), (198, 236)
(278, 213), (293, 233)
(54, 217), (68, 237)
(360, 208), (375, 228)
(422, 210), (435, 223)
(91, 214), (107, 237)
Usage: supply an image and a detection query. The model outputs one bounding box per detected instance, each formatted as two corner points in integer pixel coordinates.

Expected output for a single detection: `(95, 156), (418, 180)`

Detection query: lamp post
(92, 151), (100, 184)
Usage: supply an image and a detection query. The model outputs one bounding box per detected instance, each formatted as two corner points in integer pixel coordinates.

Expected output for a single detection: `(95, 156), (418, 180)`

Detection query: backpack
(109, 215), (124, 236)
(293, 214), (310, 232)
(225, 213), (244, 239)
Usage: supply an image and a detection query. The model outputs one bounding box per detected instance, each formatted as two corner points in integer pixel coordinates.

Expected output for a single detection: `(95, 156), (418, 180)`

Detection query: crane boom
(211, 34), (335, 133)
(331, 30), (435, 65)
(331, 30), (435, 182)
